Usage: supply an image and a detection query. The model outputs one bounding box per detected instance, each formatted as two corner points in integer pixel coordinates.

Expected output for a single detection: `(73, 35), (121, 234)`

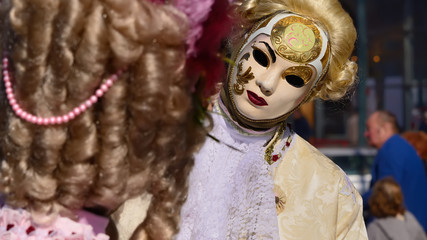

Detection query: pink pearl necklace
(2, 57), (125, 125)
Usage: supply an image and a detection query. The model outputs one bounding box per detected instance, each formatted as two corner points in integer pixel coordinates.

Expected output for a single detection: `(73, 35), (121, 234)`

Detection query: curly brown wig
(0, 0), (206, 238)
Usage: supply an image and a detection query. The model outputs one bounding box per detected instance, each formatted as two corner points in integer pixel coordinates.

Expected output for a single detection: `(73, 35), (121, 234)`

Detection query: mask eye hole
(285, 75), (305, 88)
(252, 47), (269, 68)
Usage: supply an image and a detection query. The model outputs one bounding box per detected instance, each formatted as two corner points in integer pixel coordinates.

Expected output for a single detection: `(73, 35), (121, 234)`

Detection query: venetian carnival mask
(223, 12), (331, 129)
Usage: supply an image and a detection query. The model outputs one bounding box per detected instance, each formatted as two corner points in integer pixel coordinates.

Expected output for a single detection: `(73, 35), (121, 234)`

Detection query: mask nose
(256, 72), (281, 96)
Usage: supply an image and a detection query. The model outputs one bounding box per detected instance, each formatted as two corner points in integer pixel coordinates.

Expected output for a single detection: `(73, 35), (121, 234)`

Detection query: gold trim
(233, 83), (245, 95)
(320, 42), (331, 70)
(282, 135), (293, 150)
(264, 122), (286, 165)
(281, 66), (313, 85)
(271, 16), (322, 63)
(233, 62), (254, 95)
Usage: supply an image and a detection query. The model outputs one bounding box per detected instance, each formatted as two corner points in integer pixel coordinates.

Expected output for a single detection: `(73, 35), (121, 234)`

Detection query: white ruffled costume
(175, 100), (367, 240)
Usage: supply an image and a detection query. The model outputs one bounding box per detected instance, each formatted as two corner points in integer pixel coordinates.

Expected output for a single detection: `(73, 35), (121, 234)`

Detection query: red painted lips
(247, 90), (268, 106)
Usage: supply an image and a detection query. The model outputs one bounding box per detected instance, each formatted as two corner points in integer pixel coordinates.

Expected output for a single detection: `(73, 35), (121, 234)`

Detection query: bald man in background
(363, 110), (427, 232)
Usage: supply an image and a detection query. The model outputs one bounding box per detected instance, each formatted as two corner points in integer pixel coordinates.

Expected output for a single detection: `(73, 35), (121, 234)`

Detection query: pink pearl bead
(12, 103), (19, 111)
(79, 104), (87, 112)
(56, 117), (63, 124)
(7, 93), (14, 100)
(6, 88), (12, 94)
(43, 118), (49, 125)
(73, 107), (81, 116)
(26, 115), (34, 123)
(9, 98), (16, 105)
(36, 117), (43, 125)
(21, 111), (28, 119)
(49, 117), (56, 125)
(5, 81), (11, 88)
(4, 76), (10, 82)
(16, 109), (23, 116)
(101, 84), (108, 92)
(90, 96), (98, 104)
(105, 79), (113, 87)
(85, 100), (92, 108)
(68, 112), (75, 119)
(62, 115), (69, 123)
(96, 89), (104, 97)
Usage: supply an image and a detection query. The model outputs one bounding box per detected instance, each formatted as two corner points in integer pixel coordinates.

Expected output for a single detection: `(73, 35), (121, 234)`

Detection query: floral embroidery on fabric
(339, 171), (357, 204)
(274, 185), (286, 215)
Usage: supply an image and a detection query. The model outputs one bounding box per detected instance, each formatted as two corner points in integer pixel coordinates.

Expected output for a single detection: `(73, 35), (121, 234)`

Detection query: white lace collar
(176, 100), (297, 240)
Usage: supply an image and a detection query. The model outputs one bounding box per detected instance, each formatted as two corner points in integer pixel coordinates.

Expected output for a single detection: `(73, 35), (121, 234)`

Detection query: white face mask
(226, 12), (330, 123)
(230, 34), (316, 120)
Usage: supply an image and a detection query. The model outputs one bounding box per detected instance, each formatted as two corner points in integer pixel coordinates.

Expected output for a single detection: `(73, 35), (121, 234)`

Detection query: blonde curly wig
(0, 0), (205, 238)
(232, 0), (358, 102)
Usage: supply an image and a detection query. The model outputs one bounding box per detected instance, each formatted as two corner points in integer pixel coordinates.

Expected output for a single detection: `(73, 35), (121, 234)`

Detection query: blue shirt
(363, 134), (427, 232)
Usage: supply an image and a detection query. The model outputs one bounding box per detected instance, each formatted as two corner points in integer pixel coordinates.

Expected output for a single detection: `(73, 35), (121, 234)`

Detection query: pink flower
(0, 207), (109, 240)
(178, 0), (233, 100)
(174, 0), (216, 57)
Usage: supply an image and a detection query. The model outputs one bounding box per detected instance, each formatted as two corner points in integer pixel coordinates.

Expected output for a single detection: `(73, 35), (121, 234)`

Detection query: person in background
(367, 177), (427, 240)
(364, 110), (427, 232)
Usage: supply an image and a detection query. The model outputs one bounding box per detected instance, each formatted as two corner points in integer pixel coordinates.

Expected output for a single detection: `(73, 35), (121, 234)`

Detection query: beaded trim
(2, 57), (125, 125)
(264, 123), (294, 165)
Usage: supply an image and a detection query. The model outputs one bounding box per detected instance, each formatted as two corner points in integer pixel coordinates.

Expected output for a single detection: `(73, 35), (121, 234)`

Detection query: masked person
(176, 0), (368, 239)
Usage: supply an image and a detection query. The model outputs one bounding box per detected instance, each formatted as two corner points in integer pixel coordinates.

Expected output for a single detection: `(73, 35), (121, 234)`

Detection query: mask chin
(220, 88), (299, 130)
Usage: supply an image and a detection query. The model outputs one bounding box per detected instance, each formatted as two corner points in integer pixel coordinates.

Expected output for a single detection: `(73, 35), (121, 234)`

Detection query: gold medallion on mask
(271, 16), (322, 63)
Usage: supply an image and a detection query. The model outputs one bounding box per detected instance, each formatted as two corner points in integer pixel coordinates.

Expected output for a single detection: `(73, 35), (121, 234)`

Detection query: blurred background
(290, 0), (427, 194)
